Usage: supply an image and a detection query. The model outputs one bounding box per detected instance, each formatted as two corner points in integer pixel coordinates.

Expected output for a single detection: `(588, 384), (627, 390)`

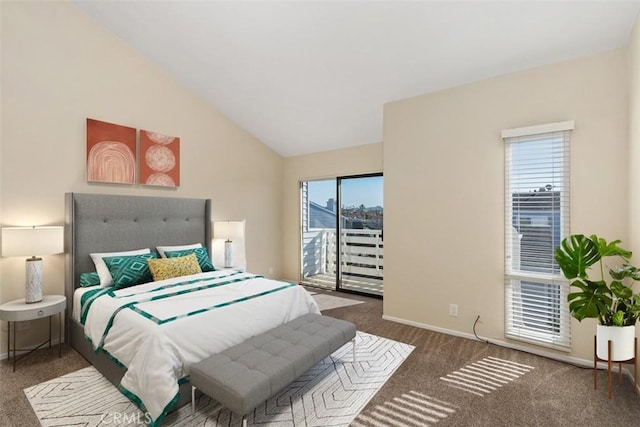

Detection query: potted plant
(555, 234), (640, 361)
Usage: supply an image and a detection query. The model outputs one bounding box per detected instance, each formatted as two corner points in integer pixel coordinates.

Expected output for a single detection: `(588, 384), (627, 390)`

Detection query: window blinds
(503, 121), (572, 350)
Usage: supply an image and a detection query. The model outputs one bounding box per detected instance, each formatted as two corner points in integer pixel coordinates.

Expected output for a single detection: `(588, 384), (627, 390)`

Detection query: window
(503, 121), (573, 350)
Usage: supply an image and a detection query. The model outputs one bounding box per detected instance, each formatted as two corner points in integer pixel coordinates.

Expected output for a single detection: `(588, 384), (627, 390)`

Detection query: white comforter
(81, 270), (320, 426)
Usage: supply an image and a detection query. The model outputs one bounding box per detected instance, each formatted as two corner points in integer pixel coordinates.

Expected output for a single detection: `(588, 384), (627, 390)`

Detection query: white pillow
(90, 248), (151, 287)
(156, 243), (202, 258)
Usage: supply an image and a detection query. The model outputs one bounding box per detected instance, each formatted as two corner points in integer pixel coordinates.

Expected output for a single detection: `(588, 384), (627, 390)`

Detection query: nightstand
(0, 294), (65, 372)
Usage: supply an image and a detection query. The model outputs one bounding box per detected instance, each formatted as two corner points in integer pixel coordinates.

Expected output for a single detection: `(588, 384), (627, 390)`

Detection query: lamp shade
(213, 221), (244, 242)
(1, 226), (64, 257)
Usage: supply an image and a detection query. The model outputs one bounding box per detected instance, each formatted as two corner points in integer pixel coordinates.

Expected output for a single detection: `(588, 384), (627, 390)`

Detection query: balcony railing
(302, 228), (383, 294)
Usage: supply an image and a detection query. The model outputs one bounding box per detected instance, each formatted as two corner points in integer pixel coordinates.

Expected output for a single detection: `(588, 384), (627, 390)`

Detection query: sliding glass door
(337, 175), (383, 296)
(300, 174), (383, 297)
(300, 179), (338, 291)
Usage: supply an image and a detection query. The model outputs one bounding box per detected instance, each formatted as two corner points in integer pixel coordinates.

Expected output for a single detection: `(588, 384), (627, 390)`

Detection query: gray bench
(189, 313), (357, 426)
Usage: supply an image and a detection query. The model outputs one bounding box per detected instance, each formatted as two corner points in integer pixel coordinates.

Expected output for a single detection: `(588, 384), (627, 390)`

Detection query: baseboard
(382, 314), (480, 341)
(381, 314), (636, 372)
(0, 337), (63, 361)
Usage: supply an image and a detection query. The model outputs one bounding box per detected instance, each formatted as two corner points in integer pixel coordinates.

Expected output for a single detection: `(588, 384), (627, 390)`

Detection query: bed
(64, 193), (319, 426)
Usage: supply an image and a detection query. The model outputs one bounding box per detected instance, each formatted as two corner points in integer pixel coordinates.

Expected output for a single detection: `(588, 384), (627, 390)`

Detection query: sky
(308, 176), (383, 208)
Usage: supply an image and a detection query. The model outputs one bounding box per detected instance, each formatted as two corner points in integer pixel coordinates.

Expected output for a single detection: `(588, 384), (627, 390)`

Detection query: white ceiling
(73, 1), (640, 157)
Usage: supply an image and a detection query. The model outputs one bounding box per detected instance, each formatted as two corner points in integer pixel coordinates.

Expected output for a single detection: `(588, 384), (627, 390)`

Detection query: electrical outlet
(17, 321), (30, 331)
(449, 304), (458, 317)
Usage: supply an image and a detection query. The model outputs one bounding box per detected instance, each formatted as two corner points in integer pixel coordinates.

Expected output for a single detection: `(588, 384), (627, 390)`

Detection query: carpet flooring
(25, 332), (413, 426)
(2, 287), (640, 427)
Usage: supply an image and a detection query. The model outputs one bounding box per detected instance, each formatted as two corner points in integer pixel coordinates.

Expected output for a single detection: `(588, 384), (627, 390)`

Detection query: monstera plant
(555, 234), (640, 360)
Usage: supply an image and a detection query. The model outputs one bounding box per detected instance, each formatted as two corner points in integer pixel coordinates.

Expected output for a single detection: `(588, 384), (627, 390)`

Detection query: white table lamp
(213, 221), (244, 268)
(1, 226), (64, 303)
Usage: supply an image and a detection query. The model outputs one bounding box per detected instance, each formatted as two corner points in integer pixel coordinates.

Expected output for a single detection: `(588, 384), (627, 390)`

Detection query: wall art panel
(86, 118), (137, 184)
(139, 130), (180, 187)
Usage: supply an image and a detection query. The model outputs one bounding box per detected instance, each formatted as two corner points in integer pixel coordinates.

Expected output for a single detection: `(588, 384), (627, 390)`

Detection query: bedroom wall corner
(0, 1), (284, 353)
(629, 14), (640, 258)
(628, 13), (640, 349)
(282, 143), (383, 283)
(0, 9), (3, 309)
(383, 48), (628, 362)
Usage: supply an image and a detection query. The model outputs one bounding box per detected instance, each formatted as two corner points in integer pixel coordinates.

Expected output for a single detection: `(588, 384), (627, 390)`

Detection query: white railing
(302, 228), (383, 281)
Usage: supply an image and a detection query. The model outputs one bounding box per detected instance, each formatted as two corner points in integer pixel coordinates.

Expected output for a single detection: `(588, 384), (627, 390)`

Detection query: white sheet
(80, 270), (320, 426)
(72, 286), (95, 322)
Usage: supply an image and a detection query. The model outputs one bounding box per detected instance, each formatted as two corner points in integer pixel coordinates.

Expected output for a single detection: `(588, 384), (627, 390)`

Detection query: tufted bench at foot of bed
(189, 313), (357, 427)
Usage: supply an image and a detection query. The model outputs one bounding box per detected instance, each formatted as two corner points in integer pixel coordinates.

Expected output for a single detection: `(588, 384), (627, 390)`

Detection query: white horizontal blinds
(504, 276), (571, 349)
(503, 122), (572, 351)
(301, 181), (309, 233)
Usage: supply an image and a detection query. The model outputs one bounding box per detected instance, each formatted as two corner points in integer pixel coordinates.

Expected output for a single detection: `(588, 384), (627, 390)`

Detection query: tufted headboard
(64, 192), (211, 340)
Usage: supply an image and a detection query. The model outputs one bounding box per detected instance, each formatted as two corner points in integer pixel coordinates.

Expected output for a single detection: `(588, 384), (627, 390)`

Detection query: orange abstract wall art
(139, 130), (180, 187)
(86, 118), (137, 184)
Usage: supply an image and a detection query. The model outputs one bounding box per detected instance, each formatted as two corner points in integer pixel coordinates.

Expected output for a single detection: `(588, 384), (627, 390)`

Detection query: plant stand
(593, 336), (637, 399)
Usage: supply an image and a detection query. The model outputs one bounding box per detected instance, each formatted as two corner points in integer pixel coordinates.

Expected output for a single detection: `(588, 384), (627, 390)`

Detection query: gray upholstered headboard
(64, 193), (212, 338)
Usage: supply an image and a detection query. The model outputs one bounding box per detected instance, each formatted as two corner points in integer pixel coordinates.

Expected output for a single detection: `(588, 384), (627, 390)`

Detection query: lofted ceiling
(73, 1), (640, 157)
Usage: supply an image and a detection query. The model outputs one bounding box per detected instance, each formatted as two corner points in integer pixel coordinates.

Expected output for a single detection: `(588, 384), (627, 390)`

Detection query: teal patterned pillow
(103, 253), (157, 289)
(165, 247), (215, 272)
(79, 272), (101, 287)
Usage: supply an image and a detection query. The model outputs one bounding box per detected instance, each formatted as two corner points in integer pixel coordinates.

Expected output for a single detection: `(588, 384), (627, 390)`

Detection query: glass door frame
(335, 172), (383, 299)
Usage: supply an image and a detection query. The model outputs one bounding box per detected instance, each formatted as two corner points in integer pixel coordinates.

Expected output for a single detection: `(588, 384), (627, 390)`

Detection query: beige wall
(0, 3), (283, 352)
(282, 143), (383, 282)
(629, 16), (640, 257)
(383, 49), (629, 361)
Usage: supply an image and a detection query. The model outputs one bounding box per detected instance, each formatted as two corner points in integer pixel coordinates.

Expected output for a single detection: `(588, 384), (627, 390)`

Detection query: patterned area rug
(25, 332), (414, 426)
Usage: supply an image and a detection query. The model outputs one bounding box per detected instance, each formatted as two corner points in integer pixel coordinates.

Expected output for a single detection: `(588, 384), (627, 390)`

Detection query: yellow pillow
(148, 253), (202, 281)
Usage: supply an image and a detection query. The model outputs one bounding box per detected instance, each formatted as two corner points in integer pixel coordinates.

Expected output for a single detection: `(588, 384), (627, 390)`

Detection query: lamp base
(224, 241), (233, 268)
(26, 257), (43, 304)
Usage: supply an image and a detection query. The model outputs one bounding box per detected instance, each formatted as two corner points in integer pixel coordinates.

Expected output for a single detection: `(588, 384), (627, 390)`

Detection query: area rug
(25, 332), (414, 426)
(311, 292), (365, 311)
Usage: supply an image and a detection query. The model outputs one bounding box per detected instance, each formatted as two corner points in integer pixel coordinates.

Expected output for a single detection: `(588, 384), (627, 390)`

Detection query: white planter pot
(596, 324), (636, 361)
